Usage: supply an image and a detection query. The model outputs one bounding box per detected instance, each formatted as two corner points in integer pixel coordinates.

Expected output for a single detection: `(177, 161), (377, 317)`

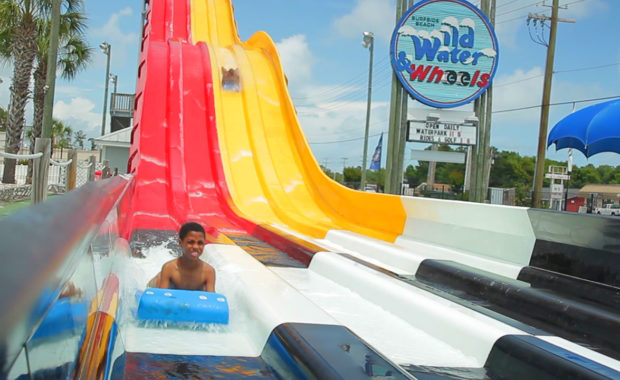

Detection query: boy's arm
(157, 263), (172, 289)
(204, 265), (216, 293)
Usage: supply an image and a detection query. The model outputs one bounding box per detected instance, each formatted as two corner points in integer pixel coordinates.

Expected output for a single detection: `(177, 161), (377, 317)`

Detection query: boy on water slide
(147, 222), (216, 292)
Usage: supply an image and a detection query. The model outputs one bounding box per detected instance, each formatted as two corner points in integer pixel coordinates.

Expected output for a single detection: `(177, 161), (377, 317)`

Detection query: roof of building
(538, 187), (581, 200)
(94, 127), (131, 148)
(579, 184), (620, 195)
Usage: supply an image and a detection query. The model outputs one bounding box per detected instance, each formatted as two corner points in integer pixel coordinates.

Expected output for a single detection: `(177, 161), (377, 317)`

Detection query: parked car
(594, 204), (620, 216)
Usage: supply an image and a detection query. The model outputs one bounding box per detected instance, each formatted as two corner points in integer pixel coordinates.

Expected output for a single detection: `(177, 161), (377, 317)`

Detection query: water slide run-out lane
(117, 241), (493, 369)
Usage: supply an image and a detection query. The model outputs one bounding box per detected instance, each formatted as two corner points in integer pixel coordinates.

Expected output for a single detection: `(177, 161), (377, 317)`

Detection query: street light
(360, 31), (374, 190)
(100, 42), (111, 137)
(109, 73), (118, 94)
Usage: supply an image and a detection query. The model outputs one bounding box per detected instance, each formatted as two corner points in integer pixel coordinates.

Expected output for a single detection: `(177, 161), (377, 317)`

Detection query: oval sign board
(390, 0), (499, 108)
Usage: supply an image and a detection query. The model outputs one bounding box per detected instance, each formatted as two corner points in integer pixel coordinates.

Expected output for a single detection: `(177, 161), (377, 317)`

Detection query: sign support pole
(385, 0), (413, 195)
(469, 0), (495, 203)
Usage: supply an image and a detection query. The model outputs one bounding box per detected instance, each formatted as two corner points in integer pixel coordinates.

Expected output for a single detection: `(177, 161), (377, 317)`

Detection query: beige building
(578, 184), (620, 208)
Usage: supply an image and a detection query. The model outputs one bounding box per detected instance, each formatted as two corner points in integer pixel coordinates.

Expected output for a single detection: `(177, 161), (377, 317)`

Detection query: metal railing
(0, 176), (132, 377)
(110, 93), (135, 114)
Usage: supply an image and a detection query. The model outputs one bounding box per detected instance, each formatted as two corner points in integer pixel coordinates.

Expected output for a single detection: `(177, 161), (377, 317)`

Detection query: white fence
(0, 164), (66, 186)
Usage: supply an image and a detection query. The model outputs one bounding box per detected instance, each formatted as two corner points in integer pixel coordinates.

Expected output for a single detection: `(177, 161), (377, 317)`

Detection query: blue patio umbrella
(547, 98), (620, 157)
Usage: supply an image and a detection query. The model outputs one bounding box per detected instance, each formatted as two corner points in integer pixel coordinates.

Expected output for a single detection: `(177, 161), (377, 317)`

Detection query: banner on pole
(370, 133), (383, 170)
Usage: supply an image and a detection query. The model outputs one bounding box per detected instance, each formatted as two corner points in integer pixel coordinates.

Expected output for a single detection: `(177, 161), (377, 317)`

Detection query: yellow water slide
(190, 0), (407, 241)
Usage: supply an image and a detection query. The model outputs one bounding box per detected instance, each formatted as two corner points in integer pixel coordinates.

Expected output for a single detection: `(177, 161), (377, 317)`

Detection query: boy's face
(179, 231), (206, 260)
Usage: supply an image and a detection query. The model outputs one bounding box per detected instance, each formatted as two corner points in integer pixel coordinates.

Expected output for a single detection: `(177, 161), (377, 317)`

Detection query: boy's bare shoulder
(201, 261), (215, 275)
(162, 258), (179, 271)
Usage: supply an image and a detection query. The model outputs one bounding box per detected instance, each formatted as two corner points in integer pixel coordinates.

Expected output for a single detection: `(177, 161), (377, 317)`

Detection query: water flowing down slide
(2, 0), (619, 379)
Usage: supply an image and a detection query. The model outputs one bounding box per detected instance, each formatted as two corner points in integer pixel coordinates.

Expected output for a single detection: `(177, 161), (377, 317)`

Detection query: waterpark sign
(407, 120), (476, 145)
(390, 0), (499, 108)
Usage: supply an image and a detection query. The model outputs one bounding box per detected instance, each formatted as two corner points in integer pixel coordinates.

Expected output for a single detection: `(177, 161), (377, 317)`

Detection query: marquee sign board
(391, 0), (499, 108)
(407, 120), (477, 145)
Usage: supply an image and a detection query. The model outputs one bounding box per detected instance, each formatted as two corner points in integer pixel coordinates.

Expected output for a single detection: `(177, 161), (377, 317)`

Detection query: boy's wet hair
(179, 222), (205, 240)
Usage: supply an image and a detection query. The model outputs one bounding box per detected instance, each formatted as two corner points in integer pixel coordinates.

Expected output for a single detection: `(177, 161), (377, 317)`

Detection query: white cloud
(493, 67), (545, 125)
(90, 9), (139, 68)
(276, 35), (315, 88)
(56, 85), (93, 98)
(119, 7), (133, 17)
(53, 97), (101, 133)
(333, 0), (396, 42)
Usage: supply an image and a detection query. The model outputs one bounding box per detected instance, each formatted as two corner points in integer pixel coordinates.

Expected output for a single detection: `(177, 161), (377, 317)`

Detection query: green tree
(404, 164), (424, 187)
(343, 166), (361, 186)
(596, 165), (616, 184)
(489, 151), (536, 206)
(28, 1), (89, 181)
(570, 164), (602, 188)
(0, 0), (43, 182)
(73, 129), (86, 149)
(366, 168), (385, 190)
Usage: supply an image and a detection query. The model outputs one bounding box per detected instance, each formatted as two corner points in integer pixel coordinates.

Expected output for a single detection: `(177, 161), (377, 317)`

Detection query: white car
(595, 204), (620, 216)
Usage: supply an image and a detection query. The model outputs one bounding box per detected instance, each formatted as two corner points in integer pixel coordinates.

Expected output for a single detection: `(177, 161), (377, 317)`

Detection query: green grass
(0, 194), (59, 219)
(0, 198), (33, 218)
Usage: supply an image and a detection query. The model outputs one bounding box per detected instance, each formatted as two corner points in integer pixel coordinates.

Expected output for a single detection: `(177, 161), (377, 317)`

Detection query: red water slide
(122, 0), (254, 239)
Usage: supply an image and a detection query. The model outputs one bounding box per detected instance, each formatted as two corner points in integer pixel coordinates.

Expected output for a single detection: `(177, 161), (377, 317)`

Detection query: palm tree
(73, 129), (86, 149)
(0, 0), (48, 183)
(28, 3), (90, 180)
(0, 106), (7, 130)
(50, 118), (72, 157)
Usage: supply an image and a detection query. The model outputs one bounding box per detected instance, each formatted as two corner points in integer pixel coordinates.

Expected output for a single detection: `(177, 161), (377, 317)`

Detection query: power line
(493, 61), (620, 88)
(496, 0), (521, 9)
(309, 131), (384, 145)
(496, 14), (528, 24)
(304, 122), (387, 140)
(562, 0), (589, 6)
(496, 0), (543, 17)
(493, 95), (620, 114)
(494, 0), (587, 24)
(292, 63), (393, 106)
(555, 61), (620, 74)
(291, 59), (392, 103)
(295, 80), (392, 114)
(290, 55), (391, 101)
(494, 74), (544, 88)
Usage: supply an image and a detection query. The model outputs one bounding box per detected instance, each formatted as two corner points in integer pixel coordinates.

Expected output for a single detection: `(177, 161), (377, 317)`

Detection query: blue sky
(1, 0), (618, 172)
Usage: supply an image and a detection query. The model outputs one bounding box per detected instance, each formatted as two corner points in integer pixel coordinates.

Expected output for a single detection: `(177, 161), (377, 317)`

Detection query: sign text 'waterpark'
(391, 0), (499, 108)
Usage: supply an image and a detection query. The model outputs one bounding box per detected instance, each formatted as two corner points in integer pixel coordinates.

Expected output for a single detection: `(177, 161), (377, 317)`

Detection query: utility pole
(360, 32), (374, 190)
(34, 0), (61, 204)
(531, 0), (575, 208)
